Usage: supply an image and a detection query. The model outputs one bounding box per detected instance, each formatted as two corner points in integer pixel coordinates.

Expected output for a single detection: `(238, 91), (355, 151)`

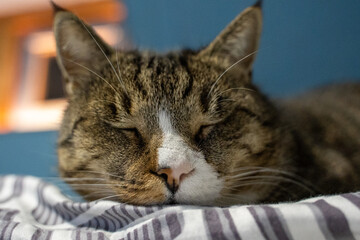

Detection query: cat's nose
(157, 163), (194, 193)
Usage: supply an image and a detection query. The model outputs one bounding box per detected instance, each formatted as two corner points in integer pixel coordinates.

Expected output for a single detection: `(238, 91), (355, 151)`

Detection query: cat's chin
(161, 197), (216, 206)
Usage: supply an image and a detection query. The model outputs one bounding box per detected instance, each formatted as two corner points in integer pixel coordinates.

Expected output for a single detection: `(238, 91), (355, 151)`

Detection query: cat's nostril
(156, 163), (194, 193)
(159, 173), (168, 182)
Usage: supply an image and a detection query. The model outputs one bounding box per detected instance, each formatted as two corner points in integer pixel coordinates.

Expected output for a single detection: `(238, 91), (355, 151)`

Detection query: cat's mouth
(165, 197), (178, 205)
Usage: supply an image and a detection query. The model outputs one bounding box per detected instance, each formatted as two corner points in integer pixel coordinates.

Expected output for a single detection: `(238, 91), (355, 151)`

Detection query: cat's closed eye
(195, 125), (215, 142)
(106, 120), (140, 138)
(102, 103), (140, 136)
(119, 128), (140, 137)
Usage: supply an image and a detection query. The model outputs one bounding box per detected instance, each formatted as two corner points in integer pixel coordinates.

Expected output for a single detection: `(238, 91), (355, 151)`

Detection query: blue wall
(0, 131), (58, 177)
(1, 0), (360, 177)
(124, 0), (360, 96)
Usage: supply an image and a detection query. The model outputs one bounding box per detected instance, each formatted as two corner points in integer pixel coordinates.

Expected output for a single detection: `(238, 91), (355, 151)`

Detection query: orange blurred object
(0, 0), (127, 133)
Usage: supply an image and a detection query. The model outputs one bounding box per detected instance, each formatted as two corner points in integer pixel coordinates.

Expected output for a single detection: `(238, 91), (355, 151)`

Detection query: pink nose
(157, 163), (194, 193)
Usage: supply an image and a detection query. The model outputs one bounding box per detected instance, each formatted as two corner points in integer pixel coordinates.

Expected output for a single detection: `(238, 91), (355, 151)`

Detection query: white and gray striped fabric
(0, 175), (359, 240)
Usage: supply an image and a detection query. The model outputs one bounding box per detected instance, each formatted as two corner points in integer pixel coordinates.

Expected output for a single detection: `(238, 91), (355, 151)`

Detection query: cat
(54, 1), (360, 206)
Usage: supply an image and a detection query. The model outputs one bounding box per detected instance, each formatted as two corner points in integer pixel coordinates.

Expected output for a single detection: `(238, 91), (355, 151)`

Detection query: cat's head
(55, 2), (291, 205)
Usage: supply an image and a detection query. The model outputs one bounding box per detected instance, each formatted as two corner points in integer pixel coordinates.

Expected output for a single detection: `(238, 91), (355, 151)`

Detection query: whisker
(230, 166), (317, 185)
(64, 58), (122, 100)
(222, 180), (282, 190)
(225, 174), (315, 194)
(59, 178), (107, 182)
(69, 188), (113, 194)
(219, 188), (297, 205)
(94, 194), (122, 202)
(217, 99), (237, 104)
(216, 194), (255, 206)
(228, 166), (321, 193)
(66, 170), (124, 180)
(115, 30), (126, 79)
(92, 98), (120, 106)
(69, 188), (114, 194)
(68, 183), (117, 187)
(217, 195), (244, 202)
(210, 87), (256, 106)
(82, 191), (116, 199)
(115, 49), (124, 86)
(225, 169), (281, 179)
(223, 180), (298, 196)
(79, 21), (128, 95)
(208, 49), (260, 98)
(230, 166), (294, 176)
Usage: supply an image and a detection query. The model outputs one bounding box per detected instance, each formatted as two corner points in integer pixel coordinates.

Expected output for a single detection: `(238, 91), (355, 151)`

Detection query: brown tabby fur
(54, 2), (360, 206)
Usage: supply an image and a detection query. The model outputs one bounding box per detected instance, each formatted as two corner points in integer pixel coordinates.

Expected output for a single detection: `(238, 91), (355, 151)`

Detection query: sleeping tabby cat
(54, 2), (360, 206)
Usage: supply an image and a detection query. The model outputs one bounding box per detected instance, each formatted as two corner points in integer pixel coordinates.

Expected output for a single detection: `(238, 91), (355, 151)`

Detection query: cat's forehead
(108, 50), (246, 102)
(106, 51), (211, 105)
(113, 50), (218, 80)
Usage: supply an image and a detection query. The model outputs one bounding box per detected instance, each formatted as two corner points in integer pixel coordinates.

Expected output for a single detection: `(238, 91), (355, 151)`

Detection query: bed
(0, 175), (359, 239)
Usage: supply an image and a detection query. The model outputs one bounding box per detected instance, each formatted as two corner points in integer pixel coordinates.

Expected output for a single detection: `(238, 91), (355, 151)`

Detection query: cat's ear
(199, 2), (262, 69)
(52, 3), (113, 96)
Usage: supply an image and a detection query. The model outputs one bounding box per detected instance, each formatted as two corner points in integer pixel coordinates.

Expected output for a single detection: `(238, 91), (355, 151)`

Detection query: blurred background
(1, 0), (360, 178)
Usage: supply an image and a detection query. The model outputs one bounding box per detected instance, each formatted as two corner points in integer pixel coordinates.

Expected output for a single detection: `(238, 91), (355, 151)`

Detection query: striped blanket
(0, 176), (359, 240)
